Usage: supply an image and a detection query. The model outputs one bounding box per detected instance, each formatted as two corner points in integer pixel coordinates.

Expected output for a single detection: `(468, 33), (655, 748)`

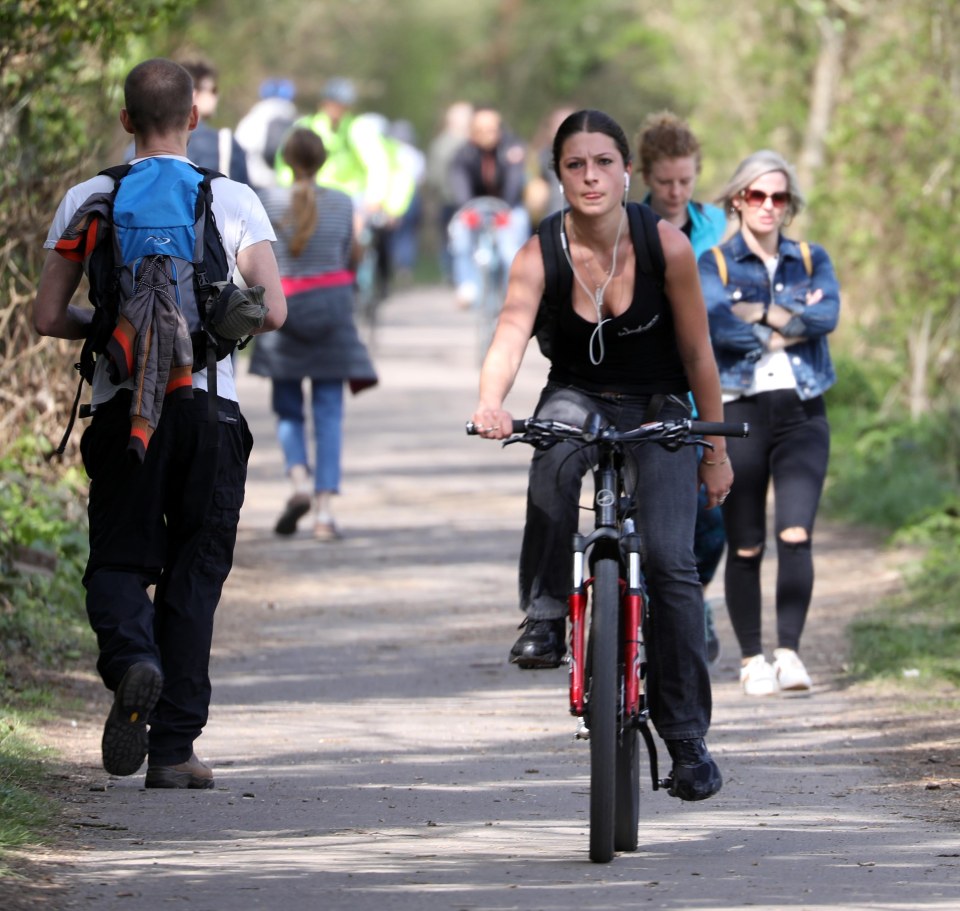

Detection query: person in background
(251, 128), (378, 541)
(524, 105), (576, 229)
(699, 149), (839, 696)
(472, 109), (732, 802)
(636, 110), (729, 664)
(447, 105), (529, 309)
(387, 119), (426, 283)
(275, 77), (391, 219)
(235, 77), (299, 189)
(177, 57), (250, 184)
(34, 57), (285, 789)
(425, 101), (473, 282)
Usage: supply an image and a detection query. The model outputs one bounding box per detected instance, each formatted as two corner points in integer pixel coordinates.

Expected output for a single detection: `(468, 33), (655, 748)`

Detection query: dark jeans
(80, 390), (252, 766)
(721, 390), (830, 658)
(518, 384), (711, 740)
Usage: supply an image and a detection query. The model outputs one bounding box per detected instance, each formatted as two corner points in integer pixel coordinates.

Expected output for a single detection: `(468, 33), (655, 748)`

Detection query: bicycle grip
(689, 420), (750, 437)
(464, 419), (528, 435)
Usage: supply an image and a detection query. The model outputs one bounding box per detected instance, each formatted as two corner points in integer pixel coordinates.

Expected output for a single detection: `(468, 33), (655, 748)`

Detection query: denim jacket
(698, 231), (840, 401)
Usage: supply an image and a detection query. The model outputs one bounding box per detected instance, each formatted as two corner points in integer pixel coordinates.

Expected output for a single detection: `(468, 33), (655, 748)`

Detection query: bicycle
(467, 412), (748, 863)
(354, 212), (392, 343)
(448, 196), (512, 365)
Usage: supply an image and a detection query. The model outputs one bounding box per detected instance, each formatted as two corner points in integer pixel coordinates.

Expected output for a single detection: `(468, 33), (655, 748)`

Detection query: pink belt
(281, 270), (355, 296)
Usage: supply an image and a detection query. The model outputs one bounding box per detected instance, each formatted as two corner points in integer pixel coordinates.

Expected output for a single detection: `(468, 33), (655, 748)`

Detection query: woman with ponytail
(251, 128), (377, 540)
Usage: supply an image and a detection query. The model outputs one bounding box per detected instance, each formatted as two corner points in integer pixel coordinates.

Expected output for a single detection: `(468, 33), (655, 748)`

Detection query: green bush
(823, 397), (960, 530)
(0, 439), (92, 682)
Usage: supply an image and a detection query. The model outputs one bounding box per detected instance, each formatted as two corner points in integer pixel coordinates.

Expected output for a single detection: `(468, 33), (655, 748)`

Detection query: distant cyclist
(447, 106), (529, 309)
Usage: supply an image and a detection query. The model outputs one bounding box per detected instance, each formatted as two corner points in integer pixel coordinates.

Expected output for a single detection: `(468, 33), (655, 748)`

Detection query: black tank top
(544, 205), (689, 395)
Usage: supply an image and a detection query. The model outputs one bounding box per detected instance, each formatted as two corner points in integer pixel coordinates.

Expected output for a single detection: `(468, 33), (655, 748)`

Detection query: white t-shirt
(44, 155), (276, 404)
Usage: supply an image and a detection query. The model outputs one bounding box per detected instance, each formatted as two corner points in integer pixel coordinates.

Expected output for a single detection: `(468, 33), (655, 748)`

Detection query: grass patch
(0, 713), (60, 874)
(823, 364), (960, 693)
(848, 529), (960, 689)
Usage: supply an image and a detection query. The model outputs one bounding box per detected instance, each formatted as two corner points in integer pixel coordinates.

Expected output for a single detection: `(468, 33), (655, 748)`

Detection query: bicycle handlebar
(465, 415), (749, 444)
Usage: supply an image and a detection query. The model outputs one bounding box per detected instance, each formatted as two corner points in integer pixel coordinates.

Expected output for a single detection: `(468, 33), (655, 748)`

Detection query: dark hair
(281, 128), (327, 175)
(281, 129), (328, 257)
(123, 58), (194, 137)
(551, 109), (632, 178)
(178, 57), (217, 88)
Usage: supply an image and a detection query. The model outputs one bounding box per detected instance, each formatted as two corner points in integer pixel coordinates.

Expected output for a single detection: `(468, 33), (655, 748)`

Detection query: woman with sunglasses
(699, 150), (840, 697)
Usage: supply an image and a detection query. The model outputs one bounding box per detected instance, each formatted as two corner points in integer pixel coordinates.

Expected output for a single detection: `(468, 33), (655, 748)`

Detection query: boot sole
(102, 662), (163, 777)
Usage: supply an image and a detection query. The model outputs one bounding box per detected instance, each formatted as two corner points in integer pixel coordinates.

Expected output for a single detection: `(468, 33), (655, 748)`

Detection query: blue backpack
(53, 158), (251, 459)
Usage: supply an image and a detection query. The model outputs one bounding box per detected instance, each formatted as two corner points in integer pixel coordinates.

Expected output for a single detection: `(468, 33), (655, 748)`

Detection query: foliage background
(0, 0), (958, 685)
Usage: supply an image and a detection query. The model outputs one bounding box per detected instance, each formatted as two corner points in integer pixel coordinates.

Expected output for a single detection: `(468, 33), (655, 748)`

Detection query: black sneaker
(274, 493), (311, 536)
(664, 737), (722, 801)
(102, 662), (163, 777)
(508, 617), (566, 669)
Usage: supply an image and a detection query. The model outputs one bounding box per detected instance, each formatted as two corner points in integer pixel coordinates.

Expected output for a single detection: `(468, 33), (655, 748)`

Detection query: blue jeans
(271, 378), (344, 493)
(518, 384), (711, 739)
(449, 204), (530, 298)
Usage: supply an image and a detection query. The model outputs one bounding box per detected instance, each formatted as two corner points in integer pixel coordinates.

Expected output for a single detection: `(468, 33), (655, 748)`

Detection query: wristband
(701, 455), (729, 466)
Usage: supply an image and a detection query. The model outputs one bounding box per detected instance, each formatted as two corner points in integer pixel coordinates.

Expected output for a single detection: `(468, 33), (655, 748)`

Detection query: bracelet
(701, 455), (729, 466)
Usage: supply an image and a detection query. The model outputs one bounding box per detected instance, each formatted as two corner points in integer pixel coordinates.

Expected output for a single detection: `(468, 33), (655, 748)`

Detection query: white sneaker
(740, 654), (777, 696)
(773, 648), (813, 691)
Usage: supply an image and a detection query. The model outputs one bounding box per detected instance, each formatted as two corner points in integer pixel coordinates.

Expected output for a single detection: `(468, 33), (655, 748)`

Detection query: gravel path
(14, 286), (958, 910)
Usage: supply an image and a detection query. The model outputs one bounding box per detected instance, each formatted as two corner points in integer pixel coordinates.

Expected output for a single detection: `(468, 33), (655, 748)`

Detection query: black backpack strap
(531, 209), (570, 355)
(538, 209), (565, 324)
(626, 202), (665, 285)
(192, 166), (233, 438)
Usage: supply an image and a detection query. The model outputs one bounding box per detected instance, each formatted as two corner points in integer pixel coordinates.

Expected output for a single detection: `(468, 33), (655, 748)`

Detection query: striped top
(257, 184), (354, 277)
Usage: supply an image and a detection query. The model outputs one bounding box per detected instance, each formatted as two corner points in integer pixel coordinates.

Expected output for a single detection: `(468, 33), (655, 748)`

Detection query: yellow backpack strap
(799, 241), (813, 276)
(710, 246), (728, 286)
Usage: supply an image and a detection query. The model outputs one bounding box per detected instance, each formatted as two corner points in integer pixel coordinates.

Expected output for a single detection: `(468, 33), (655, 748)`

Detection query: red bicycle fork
(568, 531), (645, 721)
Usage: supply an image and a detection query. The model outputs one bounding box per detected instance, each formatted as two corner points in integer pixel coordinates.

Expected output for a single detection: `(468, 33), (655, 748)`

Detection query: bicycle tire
(614, 724), (640, 851)
(587, 555), (619, 864)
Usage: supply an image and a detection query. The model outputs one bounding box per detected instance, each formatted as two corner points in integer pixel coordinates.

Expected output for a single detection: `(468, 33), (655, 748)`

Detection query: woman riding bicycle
(471, 109), (732, 801)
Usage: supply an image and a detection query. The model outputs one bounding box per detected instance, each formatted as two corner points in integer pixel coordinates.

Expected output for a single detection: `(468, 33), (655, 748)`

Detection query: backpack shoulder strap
(538, 209), (565, 305)
(535, 209), (567, 336)
(799, 240), (813, 276)
(710, 246), (728, 285)
(626, 202), (665, 285)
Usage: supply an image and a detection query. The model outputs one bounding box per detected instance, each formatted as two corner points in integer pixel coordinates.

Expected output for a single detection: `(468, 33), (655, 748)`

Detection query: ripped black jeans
(720, 390), (830, 658)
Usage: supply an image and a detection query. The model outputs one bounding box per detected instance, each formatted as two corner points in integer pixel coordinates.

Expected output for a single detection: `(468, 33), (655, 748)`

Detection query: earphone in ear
(558, 183), (564, 195)
(624, 174), (631, 191)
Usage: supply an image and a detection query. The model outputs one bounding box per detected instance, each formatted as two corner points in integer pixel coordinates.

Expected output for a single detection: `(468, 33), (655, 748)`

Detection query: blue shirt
(698, 231), (840, 401)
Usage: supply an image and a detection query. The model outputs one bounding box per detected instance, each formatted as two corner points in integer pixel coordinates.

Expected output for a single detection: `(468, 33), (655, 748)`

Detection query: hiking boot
(508, 617), (566, 669)
(773, 648), (813, 691)
(102, 662), (163, 777)
(145, 752), (215, 790)
(274, 492), (311, 536)
(664, 737), (723, 801)
(740, 654), (778, 697)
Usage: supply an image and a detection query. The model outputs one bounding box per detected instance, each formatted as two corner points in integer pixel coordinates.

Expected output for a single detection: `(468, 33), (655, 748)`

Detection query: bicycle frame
(466, 411), (748, 860)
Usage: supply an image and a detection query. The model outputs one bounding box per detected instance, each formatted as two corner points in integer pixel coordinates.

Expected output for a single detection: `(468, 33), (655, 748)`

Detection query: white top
(44, 155), (276, 404)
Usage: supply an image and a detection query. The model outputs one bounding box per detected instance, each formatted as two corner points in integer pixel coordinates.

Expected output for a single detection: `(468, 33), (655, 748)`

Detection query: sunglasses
(740, 188), (791, 208)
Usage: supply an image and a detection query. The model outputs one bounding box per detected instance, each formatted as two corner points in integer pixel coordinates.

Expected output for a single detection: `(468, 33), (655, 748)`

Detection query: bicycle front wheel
(587, 555), (619, 864)
(614, 724), (639, 851)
